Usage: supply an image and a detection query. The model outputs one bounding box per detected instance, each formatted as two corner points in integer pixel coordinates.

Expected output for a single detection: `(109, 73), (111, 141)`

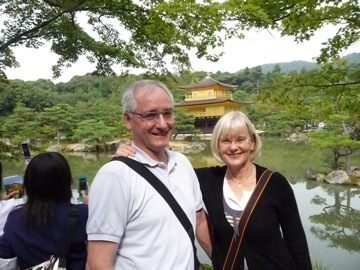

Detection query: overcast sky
(5, 25), (360, 84)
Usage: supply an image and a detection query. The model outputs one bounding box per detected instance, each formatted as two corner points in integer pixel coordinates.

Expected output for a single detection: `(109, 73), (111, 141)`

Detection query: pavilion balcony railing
(184, 93), (232, 101)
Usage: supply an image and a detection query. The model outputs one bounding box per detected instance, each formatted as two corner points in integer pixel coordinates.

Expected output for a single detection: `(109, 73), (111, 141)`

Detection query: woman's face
(218, 129), (255, 168)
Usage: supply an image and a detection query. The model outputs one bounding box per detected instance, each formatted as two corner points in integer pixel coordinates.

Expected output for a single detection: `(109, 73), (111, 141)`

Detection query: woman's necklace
(227, 164), (254, 187)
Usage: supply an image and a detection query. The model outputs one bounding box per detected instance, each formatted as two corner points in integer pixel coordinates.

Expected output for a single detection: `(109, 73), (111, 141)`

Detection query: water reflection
(309, 183), (360, 253)
(2, 138), (360, 269)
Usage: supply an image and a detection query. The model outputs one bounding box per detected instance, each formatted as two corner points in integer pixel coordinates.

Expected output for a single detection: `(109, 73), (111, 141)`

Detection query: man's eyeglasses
(130, 110), (175, 122)
(218, 138), (251, 146)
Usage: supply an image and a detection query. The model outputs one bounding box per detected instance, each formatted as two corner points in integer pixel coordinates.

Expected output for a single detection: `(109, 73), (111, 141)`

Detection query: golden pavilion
(175, 75), (252, 133)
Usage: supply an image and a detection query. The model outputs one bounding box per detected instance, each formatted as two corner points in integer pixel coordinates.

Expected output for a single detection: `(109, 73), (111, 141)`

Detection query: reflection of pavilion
(175, 75), (252, 133)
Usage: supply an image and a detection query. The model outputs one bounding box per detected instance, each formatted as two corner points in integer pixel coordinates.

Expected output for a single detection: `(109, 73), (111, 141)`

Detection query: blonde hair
(210, 111), (262, 163)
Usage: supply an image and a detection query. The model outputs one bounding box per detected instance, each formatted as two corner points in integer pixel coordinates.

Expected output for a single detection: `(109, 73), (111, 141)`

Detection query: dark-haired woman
(0, 152), (88, 270)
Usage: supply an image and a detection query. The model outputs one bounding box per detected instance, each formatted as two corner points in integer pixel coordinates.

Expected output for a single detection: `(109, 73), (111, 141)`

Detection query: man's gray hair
(122, 80), (174, 113)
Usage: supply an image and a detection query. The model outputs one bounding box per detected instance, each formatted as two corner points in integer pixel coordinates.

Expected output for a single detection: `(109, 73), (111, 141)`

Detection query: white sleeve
(86, 162), (131, 243)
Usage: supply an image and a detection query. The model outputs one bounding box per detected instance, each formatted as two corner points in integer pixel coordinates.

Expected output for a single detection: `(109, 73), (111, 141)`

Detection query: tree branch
(290, 80), (360, 88)
(42, 0), (61, 8)
(0, 0), (86, 51)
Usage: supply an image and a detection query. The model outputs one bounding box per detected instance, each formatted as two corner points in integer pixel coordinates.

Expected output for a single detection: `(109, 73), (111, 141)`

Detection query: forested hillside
(1, 53), (359, 162)
(260, 60), (317, 74)
(255, 52), (360, 74)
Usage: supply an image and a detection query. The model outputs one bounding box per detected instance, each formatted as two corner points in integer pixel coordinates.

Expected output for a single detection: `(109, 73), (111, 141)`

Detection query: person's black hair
(23, 152), (73, 229)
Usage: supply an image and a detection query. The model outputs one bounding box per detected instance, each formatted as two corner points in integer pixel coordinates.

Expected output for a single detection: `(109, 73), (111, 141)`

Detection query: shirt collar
(131, 143), (176, 170)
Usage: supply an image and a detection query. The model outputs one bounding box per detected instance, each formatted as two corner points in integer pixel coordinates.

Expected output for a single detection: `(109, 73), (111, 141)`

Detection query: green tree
(223, 0), (360, 64)
(0, 82), (16, 115)
(0, 141), (17, 161)
(72, 119), (117, 152)
(24, 81), (58, 111)
(173, 109), (197, 140)
(308, 115), (360, 171)
(0, 0), (226, 80)
(3, 1), (358, 82)
(87, 101), (128, 136)
(232, 89), (251, 102)
(0, 79), (58, 112)
(1, 103), (39, 145)
(258, 59), (360, 119)
(39, 103), (78, 145)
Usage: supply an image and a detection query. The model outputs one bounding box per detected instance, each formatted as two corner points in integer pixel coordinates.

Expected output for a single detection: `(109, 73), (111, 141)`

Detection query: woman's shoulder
(255, 165), (291, 191)
(2, 204), (24, 226)
(195, 166), (227, 189)
(53, 203), (88, 226)
(255, 164), (286, 180)
(66, 203), (88, 217)
(56, 202), (88, 216)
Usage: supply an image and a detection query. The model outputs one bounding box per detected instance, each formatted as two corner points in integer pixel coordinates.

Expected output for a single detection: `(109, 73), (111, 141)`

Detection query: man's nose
(156, 114), (167, 126)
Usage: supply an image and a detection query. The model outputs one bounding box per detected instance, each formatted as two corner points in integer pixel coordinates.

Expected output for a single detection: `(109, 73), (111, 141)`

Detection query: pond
(2, 138), (360, 269)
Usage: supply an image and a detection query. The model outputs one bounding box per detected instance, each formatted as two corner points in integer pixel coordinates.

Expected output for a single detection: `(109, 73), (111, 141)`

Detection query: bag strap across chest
(58, 204), (79, 268)
(112, 156), (201, 270)
(222, 169), (273, 270)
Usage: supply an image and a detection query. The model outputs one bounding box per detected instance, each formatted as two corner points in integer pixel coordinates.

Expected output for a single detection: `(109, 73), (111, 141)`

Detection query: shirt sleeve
(86, 162), (131, 243)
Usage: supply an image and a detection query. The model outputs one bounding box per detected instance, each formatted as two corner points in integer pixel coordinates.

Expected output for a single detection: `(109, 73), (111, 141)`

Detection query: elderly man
(86, 80), (211, 270)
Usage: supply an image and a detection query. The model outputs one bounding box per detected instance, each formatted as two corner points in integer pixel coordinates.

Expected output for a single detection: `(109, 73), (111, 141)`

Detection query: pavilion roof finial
(206, 72), (211, 78)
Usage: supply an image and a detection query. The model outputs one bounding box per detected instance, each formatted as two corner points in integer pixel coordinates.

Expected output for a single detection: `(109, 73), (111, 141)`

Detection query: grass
(312, 259), (329, 270)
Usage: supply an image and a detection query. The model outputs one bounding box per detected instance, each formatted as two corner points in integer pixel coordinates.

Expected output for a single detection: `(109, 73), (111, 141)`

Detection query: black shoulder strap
(58, 204), (79, 268)
(112, 156), (201, 270)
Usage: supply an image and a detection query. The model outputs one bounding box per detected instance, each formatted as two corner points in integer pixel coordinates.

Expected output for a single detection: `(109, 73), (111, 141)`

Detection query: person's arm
(276, 173), (312, 270)
(81, 182), (91, 204)
(196, 209), (212, 258)
(87, 241), (118, 270)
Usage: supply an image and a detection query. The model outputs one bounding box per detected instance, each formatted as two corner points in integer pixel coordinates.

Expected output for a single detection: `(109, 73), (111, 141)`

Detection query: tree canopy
(1, 0), (359, 80)
(0, 0), (226, 80)
(222, 0), (360, 62)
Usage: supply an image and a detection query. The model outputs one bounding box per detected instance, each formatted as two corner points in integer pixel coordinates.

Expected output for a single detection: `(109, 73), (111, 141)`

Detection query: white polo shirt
(87, 144), (203, 270)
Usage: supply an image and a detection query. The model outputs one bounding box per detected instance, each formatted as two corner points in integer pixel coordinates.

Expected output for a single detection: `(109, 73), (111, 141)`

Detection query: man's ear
(124, 112), (132, 129)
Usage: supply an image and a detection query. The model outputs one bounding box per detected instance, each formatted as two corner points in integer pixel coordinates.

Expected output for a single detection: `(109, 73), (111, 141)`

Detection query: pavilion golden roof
(179, 76), (237, 90)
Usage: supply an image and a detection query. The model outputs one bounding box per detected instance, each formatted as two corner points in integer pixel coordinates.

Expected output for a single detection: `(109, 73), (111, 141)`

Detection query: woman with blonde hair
(196, 111), (311, 269)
